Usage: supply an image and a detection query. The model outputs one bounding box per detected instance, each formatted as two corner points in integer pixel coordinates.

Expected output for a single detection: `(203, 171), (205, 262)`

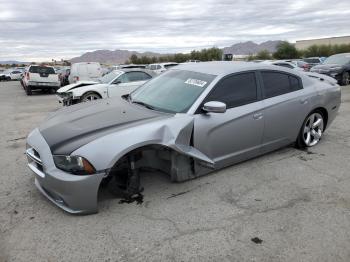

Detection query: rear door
(86, 63), (102, 81)
(107, 71), (152, 97)
(259, 70), (312, 153)
(29, 66), (58, 83)
(193, 72), (265, 169)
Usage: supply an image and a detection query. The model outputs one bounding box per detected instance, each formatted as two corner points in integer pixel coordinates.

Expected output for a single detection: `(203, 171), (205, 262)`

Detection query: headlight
(53, 155), (96, 175)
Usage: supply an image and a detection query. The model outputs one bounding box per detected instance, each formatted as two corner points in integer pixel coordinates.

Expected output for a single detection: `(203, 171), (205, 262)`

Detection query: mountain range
(70, 40), (282, 64)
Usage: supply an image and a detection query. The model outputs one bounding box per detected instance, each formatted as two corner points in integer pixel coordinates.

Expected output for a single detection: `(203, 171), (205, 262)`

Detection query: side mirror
(113, 80), (121, 85)
(202, 101), (226, 113)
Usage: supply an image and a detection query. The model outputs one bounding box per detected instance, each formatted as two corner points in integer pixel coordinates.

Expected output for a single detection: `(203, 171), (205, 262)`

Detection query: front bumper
(26, 128), (105, 214)
(56, 93), (80, 106)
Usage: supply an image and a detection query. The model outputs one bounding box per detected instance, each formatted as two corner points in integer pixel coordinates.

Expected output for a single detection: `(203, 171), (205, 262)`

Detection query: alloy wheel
(302, 112), (324, 147)
(83, 94), (100, 102)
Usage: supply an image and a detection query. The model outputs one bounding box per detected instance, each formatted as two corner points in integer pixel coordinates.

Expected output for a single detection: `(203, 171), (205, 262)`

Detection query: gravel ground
(1, 81), (350, 262)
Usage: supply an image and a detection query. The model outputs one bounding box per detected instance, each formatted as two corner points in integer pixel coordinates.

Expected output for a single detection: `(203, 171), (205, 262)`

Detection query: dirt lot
(1, 81), (350, 262)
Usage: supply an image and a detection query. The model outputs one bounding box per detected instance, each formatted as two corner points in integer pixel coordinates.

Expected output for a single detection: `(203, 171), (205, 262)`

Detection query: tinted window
(206, 72), (257, 109)
(120, 72), (152, 82)
(29, 66), (55, 74)
(261, 71), (301, 98)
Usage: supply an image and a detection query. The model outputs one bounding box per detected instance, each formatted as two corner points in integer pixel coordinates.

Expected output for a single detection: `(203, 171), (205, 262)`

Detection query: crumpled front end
(26, 128), (105, 214)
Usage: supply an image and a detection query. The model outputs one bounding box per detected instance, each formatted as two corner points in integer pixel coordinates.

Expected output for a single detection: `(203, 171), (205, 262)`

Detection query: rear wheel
(341, 72), (350, 86)
(81, 92), (101, 102)
(296, 111), (324, 148)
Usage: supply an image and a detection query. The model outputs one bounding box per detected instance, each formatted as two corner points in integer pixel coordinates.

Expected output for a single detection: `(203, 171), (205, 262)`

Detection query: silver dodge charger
(26, 62), (341, 214)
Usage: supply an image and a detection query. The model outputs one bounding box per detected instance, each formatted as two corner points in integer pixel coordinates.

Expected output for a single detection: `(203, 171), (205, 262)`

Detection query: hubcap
(83, 94), (100, 102)
(303, 113), (324, 147)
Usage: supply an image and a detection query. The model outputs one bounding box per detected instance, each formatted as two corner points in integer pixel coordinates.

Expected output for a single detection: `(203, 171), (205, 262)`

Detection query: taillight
(26, 72), (30, 80)
(74, 76), (79, 82)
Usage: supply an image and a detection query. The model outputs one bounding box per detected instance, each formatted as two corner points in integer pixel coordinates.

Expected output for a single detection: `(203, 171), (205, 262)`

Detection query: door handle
(300, 98), (308, 105)
(253, 112), (263, 120)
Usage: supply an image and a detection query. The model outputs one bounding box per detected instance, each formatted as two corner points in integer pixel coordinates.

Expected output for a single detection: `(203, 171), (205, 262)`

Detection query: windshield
(98, 70), (122, 83)
(130, 70), (216, 113)
(324, 54), (350, 65)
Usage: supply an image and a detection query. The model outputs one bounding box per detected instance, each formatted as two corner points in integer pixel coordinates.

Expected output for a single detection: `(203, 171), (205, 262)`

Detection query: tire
(341, 72), (350, 86)
(81, 92), (101, 102)
(296, 110), (325, 148)
(26, 85), (32, 96)
(6, 77), (11, 81)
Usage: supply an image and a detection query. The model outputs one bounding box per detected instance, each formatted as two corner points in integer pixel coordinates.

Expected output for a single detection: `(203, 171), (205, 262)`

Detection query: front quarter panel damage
(72, 113), (214, 181)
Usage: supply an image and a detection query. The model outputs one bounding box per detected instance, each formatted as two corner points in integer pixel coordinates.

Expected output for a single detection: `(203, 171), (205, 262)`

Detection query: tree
(273, 41), (299, 59)
(129, 54), (139, 64)
(256, 49), (271, 60)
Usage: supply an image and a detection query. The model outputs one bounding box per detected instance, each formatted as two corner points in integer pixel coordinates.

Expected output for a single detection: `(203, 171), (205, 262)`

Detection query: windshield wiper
(131, 99), (156, 110)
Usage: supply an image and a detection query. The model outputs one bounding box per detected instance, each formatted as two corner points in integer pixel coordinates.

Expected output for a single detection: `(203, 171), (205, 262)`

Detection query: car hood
(39, 96), (170, 154)
(311, 64), (342, 71)
(57, 80), (99, 93)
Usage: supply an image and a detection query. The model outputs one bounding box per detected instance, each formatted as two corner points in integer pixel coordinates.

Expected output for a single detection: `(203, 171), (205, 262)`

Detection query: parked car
(68, 62), (102, 84)
(147, 62), (179, 74)
(26, 61), (341, 214)
(56, 68), (155, 106)
(303, 57), (323, 67)
(57, 67), (70, 86)
(0, 69), (23, 81)
(287, 60), (311, 71)
(310, 53), (350, 85)
(22, 65), (60, 95)
(262, 60), (306, 71)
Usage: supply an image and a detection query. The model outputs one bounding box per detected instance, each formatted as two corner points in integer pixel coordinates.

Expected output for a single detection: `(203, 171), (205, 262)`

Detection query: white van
(68, 62), (102, 84)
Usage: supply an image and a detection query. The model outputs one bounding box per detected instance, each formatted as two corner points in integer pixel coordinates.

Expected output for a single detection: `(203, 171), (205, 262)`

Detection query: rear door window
(29, 66), (55, 74)
(261, 71), (302, 98)
(205, 72), (258, 109)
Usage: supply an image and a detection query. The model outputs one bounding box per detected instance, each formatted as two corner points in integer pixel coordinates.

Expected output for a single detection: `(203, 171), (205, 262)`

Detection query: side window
(156, 65), (161, 70)
(119, 72), (151, 83)
(261, 71), (302, 98)
(150, 65), (156, 70)
(206, 72), (258, 109)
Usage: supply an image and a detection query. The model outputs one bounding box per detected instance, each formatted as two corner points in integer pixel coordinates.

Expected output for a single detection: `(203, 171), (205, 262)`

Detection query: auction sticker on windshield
(185, 78), (207, 87)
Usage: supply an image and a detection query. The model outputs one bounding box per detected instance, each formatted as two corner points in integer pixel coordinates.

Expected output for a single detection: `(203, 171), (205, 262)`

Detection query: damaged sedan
(26, 62), (341, 214)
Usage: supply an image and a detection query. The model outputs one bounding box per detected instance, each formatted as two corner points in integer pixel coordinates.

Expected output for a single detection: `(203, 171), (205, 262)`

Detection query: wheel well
(313, 107), (328, 130)
(106, 144), (195, 182)
(82, 91), (102, 98)
(109, 145), (174, 174)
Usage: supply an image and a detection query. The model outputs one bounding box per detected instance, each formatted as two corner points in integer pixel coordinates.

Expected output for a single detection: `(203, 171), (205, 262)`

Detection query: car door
(259, 70), (312, 153)
(107, 71), (152, 98)
(193, 72), (265, 169)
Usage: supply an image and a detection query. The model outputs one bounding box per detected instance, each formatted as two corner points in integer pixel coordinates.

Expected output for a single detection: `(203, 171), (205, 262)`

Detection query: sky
(0, 0), (349, 62)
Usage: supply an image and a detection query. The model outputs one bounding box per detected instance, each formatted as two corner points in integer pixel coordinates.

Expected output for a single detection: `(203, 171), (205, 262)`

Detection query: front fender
(71, 114), (213, 171)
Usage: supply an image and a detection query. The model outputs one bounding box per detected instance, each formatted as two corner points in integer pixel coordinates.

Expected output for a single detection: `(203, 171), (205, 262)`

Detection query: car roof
(174, 61), (305, 78)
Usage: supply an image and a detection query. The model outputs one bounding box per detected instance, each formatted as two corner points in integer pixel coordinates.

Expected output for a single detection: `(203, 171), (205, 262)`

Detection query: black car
(310, 53), (350, 86)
